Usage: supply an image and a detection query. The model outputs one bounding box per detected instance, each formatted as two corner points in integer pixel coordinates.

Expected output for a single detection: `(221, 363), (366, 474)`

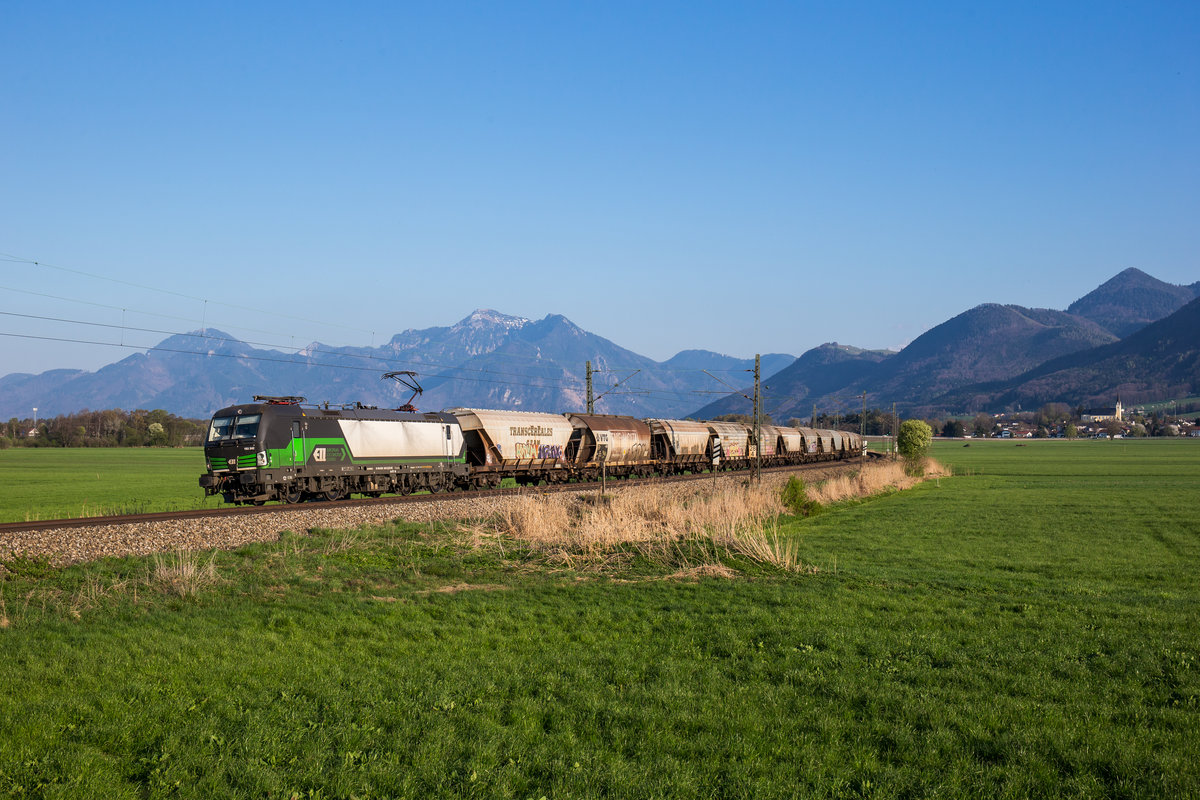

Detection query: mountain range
(694, 267), (1199, 418)
(0, 309), (793, 420)
(1, 268), (1196, 421)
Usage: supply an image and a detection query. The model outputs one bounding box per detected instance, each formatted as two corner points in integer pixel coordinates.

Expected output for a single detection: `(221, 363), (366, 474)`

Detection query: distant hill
(695, 303), (1116, 418)
(859, 303), (1117, 404)
(662, 350), (794, 378)
(1067, 267), (1199, 338)
(693, 343), (893, 419)
(692, 268), (1193, 418)
(937, 295), (1200, 410)
(0, 310), (793, 420)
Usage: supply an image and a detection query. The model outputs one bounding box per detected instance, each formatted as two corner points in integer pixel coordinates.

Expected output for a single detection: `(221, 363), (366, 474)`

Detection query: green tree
(1065, 423), (1078, 439)
(147, 422), (167, 446)
(897, 419), (933, 462)
(942, 420), (965, 438)
(972, 413), (993, 437)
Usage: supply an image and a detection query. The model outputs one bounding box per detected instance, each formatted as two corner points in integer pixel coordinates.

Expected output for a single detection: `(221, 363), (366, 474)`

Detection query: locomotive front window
(208, 416), (234, 442)
(208, 414), (261, 441)
(232, 414), (261, 439)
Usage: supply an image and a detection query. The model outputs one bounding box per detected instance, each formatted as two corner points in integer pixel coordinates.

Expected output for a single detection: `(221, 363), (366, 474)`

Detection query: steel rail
(0, 460), (858, 535)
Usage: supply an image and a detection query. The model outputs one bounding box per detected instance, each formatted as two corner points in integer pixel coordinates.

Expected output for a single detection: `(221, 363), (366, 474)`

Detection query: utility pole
(891, 402), (897, 459)
(811, 404), (816, 428)
(586, 360), (594, 414)
(752, 354), (761, 484)
(860, 392), (867, 461)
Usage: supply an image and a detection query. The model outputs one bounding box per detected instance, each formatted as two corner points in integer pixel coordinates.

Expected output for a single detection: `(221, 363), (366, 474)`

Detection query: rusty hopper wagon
(566, 414), (654, 479)
(794, 427), (822, 456)
(818, 429), (844, 458)
(647, 419), (713, 472)
(757, 424), (786, 464)
(774, 426), (808, 460)
(705, 420), (754, 468)
(450, 408), (577, 486)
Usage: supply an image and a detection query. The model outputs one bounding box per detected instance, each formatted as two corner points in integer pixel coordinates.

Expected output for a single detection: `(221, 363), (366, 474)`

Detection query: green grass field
(0, 448), (217, 522)
(1, 439), (1197, 798)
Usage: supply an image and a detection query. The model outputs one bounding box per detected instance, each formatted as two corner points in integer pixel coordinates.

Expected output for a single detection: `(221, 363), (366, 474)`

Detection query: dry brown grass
(479, 481), (806, 573)
(151, 549), (219, 597)
(68, 574), (129, 618)
(474, 461), (944, 576)
(805, 458), (948, 505)
(665, 564), (739, 580)
(320, 530), (363, 555)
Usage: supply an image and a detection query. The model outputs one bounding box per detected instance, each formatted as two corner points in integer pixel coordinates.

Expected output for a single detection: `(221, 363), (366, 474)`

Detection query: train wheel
(281, 488), (303, 504)
(322, 487), (344, 502)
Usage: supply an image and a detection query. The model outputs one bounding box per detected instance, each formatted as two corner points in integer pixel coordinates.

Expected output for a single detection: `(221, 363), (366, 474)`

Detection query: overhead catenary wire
(0, 304), (770, 392)
(0, 251), (377, 340)
(0, 331), (585, 393)
(0, 310), (600, 386)
(4, 327), (833, 420)
(0, 282), (307, 341)
(4, 252), (772, 390)
(3, 252), (790, 407)
(0, 279), (760, 384)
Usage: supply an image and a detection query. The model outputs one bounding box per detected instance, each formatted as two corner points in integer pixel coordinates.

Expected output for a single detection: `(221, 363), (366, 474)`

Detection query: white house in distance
(1082, 401), (1123, 423)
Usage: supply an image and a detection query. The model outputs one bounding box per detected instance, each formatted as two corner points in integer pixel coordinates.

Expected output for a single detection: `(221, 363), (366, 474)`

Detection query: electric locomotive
(199, 396), (468, 505)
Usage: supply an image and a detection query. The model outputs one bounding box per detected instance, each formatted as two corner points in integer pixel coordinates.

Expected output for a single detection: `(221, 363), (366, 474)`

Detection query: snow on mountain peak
(454, 309), (531, 330)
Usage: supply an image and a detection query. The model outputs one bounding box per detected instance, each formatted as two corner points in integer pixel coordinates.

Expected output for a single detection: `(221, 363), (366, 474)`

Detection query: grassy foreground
(0, 440), (1198, 798)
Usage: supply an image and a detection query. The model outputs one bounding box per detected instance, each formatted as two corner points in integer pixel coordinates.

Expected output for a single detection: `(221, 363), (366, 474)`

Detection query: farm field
(0, 448), (218, 522)
(1, 439), (1198, 797)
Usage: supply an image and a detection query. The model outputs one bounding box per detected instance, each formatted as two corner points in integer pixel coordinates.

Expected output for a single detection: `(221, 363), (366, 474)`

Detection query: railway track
(0, 459), (861, 536)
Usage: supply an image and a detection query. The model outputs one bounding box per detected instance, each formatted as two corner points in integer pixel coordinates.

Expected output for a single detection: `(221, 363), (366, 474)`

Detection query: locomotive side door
(444, 424), (453, 463)
(291, 420), (305, 468)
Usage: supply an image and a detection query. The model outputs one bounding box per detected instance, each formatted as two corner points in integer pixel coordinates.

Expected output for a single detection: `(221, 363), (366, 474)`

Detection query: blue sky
(2, 1), (1197, 377)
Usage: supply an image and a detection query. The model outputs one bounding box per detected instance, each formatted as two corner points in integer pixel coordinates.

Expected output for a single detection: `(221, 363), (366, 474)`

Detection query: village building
(1082, 400), (1123, 423)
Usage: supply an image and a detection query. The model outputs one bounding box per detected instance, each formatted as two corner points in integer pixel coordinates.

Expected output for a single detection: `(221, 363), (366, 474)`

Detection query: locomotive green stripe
(260, 437), (465, 469)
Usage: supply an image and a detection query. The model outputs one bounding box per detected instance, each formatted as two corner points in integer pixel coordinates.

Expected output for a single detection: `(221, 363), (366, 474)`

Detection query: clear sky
(2, 1), (1197, 377)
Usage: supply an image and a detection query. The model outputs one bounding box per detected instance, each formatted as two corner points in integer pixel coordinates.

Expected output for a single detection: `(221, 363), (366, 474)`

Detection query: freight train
(199, 395), (864, 505)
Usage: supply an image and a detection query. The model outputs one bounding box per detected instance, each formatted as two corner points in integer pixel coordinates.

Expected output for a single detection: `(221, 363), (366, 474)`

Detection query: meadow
(0, 448), (218, 522)
(0, 439), (1197, 798)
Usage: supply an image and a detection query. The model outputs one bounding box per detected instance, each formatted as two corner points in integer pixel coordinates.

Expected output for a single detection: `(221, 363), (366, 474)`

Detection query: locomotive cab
(199, 397), (305, 504)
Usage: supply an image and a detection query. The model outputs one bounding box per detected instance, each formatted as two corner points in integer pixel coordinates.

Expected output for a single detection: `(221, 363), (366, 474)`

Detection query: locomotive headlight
(257, 451), (268, 467)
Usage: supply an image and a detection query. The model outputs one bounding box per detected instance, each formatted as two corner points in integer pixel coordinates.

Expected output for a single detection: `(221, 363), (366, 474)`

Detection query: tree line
(1, 409), (208, 449)
(717, 402), (1197, 439)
